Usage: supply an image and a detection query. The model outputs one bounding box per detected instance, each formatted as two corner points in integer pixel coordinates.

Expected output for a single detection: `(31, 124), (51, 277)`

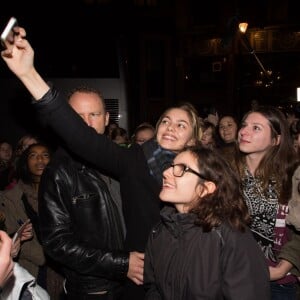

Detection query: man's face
(68, 91), (109, 134)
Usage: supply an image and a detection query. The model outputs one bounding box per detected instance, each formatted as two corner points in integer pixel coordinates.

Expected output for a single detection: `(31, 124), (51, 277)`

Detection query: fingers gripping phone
(12, 218), (31, 244)
(1, 17), (18, 50)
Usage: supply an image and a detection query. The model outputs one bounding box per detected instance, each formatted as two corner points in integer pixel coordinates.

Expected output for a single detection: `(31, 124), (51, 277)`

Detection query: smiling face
(160, 149), (218, 213)
(160, 151), (201, 213)
(238, 112), (279, 159)
(218, 116), (238, 143)
(156, 108), (195, 152)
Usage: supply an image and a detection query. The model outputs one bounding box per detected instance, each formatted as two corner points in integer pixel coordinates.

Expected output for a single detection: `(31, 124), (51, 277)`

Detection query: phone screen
(1, 17), (18, 50)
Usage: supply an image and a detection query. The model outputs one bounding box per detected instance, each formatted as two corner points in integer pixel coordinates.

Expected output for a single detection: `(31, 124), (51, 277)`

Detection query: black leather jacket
(38, 148), (129, 295)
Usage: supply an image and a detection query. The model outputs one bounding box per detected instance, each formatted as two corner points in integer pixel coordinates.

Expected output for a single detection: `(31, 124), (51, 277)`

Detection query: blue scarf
(142, 139), (176, 186)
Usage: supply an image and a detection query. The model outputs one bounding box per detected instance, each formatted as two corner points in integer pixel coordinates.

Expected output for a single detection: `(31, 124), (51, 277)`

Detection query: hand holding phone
(12, 218), (31, 244)
(1, 17), (18, 50)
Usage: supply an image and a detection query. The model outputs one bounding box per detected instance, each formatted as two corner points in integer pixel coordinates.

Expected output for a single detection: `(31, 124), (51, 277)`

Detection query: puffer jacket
(38, 147), (128, 295)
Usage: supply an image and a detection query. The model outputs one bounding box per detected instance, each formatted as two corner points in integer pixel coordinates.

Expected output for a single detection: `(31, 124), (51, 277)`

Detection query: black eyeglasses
(169, 163), (209, 181)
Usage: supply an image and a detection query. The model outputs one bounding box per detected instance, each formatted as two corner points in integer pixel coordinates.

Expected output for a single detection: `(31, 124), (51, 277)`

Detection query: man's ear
(105, 112), (110, 126)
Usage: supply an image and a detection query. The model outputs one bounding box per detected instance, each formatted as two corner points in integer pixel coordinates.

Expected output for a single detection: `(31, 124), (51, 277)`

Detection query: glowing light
(239, 22), (248, 34)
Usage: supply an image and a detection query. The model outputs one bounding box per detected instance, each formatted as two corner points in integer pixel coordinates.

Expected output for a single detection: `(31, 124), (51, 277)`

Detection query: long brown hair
(235, 106), (297, 203)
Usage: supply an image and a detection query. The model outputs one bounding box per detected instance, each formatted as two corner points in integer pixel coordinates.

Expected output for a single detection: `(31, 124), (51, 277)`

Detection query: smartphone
(12, 218), (30, 244)
(1, 17), (18, 50)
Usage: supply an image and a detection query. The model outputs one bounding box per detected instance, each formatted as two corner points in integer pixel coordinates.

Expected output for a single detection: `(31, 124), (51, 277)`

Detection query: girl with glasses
(144, 146), (270, 299)
(1, 27), (202, 300)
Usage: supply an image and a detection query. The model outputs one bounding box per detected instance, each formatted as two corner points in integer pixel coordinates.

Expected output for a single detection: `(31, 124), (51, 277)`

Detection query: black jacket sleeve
(32, 87), (132, 180)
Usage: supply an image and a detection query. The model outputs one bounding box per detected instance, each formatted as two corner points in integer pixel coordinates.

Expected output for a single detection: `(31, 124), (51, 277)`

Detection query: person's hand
(1, 26), (50, 100)
(127, 251), (144, 285)
(10, 222), (33, 259)
(1, 26), (35, 78)
(205, 112), (219, 126)
(20, 222), (33, 241)
(269, 260), (293, 281)
(0, 230), (14, 288)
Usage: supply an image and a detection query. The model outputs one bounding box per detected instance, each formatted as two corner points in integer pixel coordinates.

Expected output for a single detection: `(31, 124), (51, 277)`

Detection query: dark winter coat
(144, 206), (271, 300)
(39, 147), (128, 295)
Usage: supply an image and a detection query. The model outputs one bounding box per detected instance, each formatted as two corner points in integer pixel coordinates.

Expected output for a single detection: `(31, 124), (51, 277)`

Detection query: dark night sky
(2, 0), (300, 145)
(0, 1), (127, 145)
(2, 0), (300, 78)
(1, 0), (128, 78)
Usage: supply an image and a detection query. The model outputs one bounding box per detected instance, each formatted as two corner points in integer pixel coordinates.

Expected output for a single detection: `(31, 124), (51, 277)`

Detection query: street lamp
(238, 22), (273, 87)
(238, 22), (248, 34)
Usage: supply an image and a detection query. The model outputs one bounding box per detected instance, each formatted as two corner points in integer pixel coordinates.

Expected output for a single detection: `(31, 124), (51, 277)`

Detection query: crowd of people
(0, 25), (300, 300)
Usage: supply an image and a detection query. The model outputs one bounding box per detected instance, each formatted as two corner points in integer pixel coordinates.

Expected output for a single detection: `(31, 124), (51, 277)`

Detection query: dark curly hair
(184, 146), (250, 232)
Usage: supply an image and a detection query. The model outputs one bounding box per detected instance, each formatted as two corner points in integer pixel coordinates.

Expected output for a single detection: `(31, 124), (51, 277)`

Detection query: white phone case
(1, 17), (18, 48)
